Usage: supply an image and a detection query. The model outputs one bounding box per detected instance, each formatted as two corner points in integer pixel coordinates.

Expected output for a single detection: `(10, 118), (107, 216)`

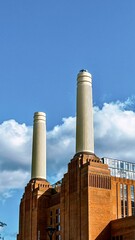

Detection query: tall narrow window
(56, 208), (61, 234)
(120, 184), (128, 217)
(131, 185), (135, 216)
(124, 184), (128, 217)
(120, 184), (124, 218)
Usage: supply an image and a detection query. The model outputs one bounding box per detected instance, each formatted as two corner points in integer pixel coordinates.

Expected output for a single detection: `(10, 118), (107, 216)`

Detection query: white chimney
(76, 70), (94, 154)
(31, 112), (46, 179)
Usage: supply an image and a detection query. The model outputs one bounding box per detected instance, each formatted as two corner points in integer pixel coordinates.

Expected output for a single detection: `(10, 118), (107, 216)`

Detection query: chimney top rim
(34, 112), (46, 116)
(77, 70), (92, 79)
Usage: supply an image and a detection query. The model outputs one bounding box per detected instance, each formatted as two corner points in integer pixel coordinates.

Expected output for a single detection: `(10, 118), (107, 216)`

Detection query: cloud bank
(94, 99), (135, 161)
(0, 120), (32, 200)
(1, 98), (135, 199)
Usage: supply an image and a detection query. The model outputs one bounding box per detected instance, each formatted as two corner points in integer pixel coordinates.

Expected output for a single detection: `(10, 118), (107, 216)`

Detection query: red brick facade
(17, 153), (135, 240)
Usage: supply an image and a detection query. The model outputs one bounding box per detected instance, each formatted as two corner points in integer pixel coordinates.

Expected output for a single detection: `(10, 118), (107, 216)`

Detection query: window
(38, 231), (40, 240)
(56, 224), (60, 231)
(56, 208), (60, 214)
(121, 199), (124, 218)
(56, 215), (60, 224)
(120, 184), (128, 218)
(120, 184), (124, 218)
(120, 162), (124, 169)
(125, 163), (129, 170)
(131, 185), (135, 216)
(124, 184), (128, 217)
(50, 211), (52, 216)
(132, 164), (135, 171)
(56, 235), (61, 240)
(125, 200), (128, 216)
(55, 208), (61, 233)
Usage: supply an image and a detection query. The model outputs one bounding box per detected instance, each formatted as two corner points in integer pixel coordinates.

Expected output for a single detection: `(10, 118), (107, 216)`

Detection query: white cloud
(1, 98), (135, 199)
(47, 117), (75, 179)
(0, 120), (32, 200)
(94, 99), (135, 161)
(0, 170), (30, 202)
(0, 120), (32, 168)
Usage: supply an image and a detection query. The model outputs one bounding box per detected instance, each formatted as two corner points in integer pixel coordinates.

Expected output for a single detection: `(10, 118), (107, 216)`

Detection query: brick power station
(17, 70), (135, 240)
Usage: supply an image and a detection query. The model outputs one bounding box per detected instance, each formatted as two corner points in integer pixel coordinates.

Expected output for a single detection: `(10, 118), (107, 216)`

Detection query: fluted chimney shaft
(31, 112), (46, 179)
(76, 70), (94, 154)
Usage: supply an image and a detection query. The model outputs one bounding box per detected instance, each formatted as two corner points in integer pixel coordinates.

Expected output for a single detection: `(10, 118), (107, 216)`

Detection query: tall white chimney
(31, 112), (46, 179)
(76, 69), (94, 154)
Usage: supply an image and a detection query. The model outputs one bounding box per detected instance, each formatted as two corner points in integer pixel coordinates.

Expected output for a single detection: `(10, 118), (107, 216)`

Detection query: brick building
(17, 71), (135, 240)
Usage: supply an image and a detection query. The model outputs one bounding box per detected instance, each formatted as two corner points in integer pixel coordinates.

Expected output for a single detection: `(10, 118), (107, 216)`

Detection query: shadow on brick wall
(95, 223), (111, 240)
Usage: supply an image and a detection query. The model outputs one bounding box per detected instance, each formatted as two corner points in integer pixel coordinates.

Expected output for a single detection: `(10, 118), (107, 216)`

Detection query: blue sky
(0, 0), (135, 239)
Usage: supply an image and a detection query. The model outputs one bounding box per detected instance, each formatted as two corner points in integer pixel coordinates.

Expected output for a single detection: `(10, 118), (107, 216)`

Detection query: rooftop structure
(102, 157), (135, 180)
